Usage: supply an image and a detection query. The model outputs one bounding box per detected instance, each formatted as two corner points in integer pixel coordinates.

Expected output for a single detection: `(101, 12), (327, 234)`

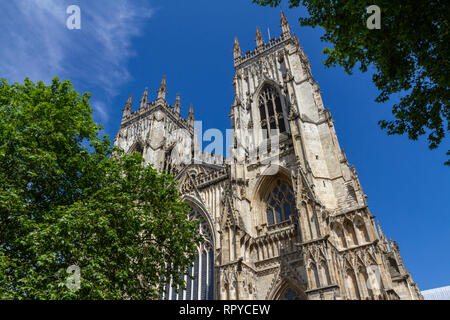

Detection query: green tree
(0, 78), (201, 299)
(253, 0), (449, 165)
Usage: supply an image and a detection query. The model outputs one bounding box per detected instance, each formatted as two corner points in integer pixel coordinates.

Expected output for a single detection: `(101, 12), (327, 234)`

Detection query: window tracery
(258, 85), (286, 138)
(163, 204), (214, 300)
(265, 179), (297, 226)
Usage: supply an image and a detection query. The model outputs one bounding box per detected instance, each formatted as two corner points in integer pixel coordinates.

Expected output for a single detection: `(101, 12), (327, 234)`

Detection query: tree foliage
(0, 78), (201, 299)
(253, 0), (449, 165)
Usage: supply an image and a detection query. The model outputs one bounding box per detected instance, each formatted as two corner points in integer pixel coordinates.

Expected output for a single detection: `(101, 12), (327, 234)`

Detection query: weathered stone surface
(114, 12), (421, 301)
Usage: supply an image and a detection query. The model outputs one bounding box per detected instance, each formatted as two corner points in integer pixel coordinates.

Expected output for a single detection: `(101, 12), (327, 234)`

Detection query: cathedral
(114, 11), (422, 300)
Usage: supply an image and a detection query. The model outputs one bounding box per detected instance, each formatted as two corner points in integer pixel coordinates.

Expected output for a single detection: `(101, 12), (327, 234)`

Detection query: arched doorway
(254, 173), (298, 229)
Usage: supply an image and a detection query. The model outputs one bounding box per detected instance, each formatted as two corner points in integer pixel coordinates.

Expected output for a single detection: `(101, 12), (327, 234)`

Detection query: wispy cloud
(0, 0), (153, 123)
(91, 100), (109, 123)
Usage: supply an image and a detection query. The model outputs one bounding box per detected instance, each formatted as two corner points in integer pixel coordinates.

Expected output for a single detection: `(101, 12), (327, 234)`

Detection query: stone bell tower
(220, 10), (422, 300)
(114, 76), (195, 175)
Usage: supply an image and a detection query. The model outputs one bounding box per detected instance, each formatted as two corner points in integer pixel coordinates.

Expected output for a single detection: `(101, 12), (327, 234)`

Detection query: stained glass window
(208, 249), (214, 300)
(164, 205), (214, 300)
(265, 180), (297, 225)
(186, 266), (192, 300)
(284, 289), (298, 300)
(201, 250), (207, 299)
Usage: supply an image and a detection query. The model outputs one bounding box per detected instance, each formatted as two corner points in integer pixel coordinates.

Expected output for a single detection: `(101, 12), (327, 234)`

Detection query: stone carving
(113, 11), (422, 301)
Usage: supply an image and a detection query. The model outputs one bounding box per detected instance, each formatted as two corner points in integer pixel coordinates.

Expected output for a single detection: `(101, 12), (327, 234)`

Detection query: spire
(125, 94), (132, 109)
(188, 103), (194, 128)
(174, 93), (181, 115)
(140, 88), (148, 110)
(255, 26), (265, 48)
(122, 94), (132, 122)
(377, 219), (389, 251)
(377, 219), (386, 240)
(280, 10), (291, 37)
(233, 36), (242, 59)
(157, 75), (167, 103)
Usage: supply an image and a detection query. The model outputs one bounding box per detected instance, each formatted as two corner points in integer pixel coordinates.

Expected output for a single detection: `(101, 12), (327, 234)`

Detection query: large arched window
(258, 85), (286, 138)
(128, 141), (144, 156)
(265, 179), (297, 226)
(163, 204), (214, 300)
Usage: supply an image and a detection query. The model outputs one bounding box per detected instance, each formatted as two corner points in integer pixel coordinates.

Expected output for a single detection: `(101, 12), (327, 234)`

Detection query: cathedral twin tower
(114, 11), (422, 300)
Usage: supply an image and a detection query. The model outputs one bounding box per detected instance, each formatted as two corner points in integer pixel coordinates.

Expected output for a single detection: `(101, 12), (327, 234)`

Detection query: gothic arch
(358, 265), (374, 299)
(343, 219), (358, 247)
(319, 259), (332, 287)
(307, 260), (321, 289)
(364, 252), (378, 268)
(252, 170), (297, 227)
(252, 78), (283, 103)
(253, 165), (293, 194)
(252, 80), (290, 136)
(354, 215), (370, 244)
(331, 222), (347, 249)
(344, 267), (361, 300)
(268, 278), (308, 300)
(182, 195), (216, 247)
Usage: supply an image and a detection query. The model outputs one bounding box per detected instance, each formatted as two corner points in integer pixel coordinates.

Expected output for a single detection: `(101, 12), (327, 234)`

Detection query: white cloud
(0, 0), (154, 123)
(91, 100), (109, 123)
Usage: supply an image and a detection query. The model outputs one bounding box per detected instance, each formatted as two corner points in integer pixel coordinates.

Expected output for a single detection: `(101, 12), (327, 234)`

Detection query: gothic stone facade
(114, 12), (422, 300)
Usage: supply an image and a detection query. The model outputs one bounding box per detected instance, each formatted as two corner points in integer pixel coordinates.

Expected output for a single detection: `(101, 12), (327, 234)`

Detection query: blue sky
(0, 0), (448, 291)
